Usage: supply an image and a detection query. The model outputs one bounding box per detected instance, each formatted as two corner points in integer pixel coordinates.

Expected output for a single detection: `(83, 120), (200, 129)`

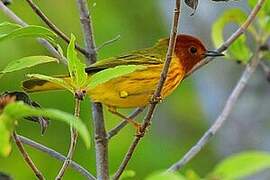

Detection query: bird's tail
(22, 75), (70, 93)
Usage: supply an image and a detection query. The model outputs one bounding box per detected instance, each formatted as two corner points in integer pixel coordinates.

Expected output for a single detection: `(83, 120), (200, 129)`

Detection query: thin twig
(96, 35), (121, 51)
(24, 0), (88, 56)
(0, 1), (67, 64)
(13, 131), (45, 180)
(18, 135), (95, 180)
(107, 107), (145, 140)
(112, 0), (181, 179)
(76, 0), (109, 179)
(167, 47), (262, 172)
(56, 98), (81, 179)
(185, 0), (266, 78)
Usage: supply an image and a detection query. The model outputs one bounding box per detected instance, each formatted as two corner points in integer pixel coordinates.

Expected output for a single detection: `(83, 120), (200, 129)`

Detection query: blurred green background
(1, 0), (270, 179)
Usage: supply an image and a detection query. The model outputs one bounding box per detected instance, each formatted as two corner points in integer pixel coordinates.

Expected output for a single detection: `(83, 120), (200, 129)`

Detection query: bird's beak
(204, 50), (224, 57)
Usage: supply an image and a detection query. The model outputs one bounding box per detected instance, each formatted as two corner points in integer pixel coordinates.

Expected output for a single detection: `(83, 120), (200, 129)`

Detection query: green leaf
(210, 151), (270, 180)
(0, 114), (15, 157)
(3, 102), (90, 148)
(0, 22), (21, 34)
(27, 74), (74, 93)
(0, 25), (57, 43)
(0, 56), (59, 75)
(212, 9), (250, 48)
(67, 34), (87, 89)
(146, 171), (186, 180)
(228, 35), (252, 63)
(87, 65), (146, 90)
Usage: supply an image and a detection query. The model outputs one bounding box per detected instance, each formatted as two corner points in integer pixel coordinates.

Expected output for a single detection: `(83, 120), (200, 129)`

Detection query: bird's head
(174, 34), (224, 73)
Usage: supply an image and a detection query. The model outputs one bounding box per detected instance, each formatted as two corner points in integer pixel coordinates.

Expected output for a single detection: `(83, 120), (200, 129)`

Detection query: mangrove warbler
(22, 34), (223, 127)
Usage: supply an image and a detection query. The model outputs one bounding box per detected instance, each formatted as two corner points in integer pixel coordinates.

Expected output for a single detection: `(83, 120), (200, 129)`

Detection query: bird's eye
(189, 47), (197, 54)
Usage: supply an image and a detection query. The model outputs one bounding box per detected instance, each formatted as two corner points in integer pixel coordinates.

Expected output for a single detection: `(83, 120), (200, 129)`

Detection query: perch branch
(0, 1), (67, 64)
(76, 0), (109, 179)
(18, 135), (95, 180)
(167, 47), (262, 172)
(112, 0), (181, 179)
(56, 98), (81, 179)
(25, 0), (88, 56)
(13, 132), (44, 180)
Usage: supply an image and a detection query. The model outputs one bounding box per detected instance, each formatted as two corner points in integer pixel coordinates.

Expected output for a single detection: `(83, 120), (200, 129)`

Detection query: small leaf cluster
(212, 0), (270, 63)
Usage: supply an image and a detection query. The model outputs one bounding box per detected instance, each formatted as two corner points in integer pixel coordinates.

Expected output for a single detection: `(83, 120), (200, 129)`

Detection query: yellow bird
(22, 34), (223, 130)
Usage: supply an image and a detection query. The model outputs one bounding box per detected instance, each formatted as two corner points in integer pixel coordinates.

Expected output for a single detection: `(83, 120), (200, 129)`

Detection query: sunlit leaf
(0, 56), (59, 75)
(67, 34), (87, 89)
(3, 102), (90, 148)
(86, 65), (146, 90)
(0, 25), (57, 43)
(210, 151), (270, 180)
(228, 35), (252, 63)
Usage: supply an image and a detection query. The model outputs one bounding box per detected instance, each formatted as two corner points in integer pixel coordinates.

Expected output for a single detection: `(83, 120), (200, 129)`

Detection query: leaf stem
(112, 0), (181, 179)
(13, 131), (45, 180)
(56, 97), (81, 179)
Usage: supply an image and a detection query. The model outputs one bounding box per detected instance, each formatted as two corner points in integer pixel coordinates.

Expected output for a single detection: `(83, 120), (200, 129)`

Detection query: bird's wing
(85, 38), (169, 74)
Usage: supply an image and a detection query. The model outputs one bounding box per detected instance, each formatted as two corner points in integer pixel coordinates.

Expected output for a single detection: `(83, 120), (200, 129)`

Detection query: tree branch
(24, 0), (88, 56)
(185, 0), (266, 78)
(112, 0), (181, 179)
(167, 47), (262, 172)
(107, 107), (145, 140)
(76, 0), (109, 179)
(56, 98), (81, 179)
(0, 1), (67, 64)
(18, 135), (95, 180)
(13, 132), (44, 180)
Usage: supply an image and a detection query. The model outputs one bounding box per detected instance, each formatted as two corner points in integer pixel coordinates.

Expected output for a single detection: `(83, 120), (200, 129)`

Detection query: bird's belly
(88, 62), (184, 108)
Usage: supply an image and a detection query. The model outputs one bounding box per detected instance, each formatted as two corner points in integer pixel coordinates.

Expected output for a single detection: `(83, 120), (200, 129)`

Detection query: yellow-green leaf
(86, 65), (146, 90)
(67, 34), (87, 89)
(3, 102), (90, 148)
(0, 56), (59, 75)
(210, 151), (270, 180)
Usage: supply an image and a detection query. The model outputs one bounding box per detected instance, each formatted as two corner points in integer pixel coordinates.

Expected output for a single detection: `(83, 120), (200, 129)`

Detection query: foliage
(212, 1), (270, 63)
(0, 102), (90, 157)
(0, 22), (57, 43)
